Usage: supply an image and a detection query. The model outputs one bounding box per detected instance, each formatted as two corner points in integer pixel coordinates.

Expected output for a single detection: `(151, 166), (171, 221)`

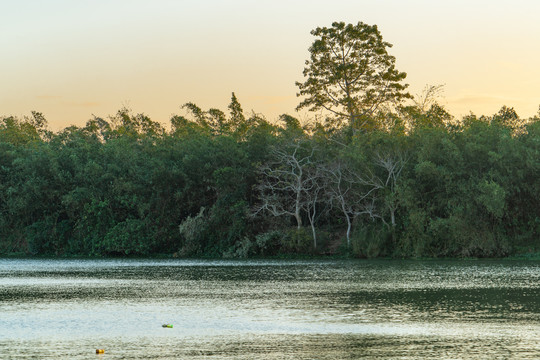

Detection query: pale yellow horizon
(2, 0), (540, 131)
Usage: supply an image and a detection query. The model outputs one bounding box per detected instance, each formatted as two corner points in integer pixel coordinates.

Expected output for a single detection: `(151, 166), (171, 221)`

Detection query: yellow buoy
(96, 349), (105, 354)
(162, 324), (173, 328)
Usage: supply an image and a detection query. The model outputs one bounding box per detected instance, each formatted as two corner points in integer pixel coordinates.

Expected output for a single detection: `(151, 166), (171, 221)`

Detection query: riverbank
(3, 250), (540, 261)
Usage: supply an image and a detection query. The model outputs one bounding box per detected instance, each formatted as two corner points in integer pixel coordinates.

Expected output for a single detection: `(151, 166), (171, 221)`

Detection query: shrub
(351, 226), (391, 258)
(283, 228), (313, 253)
(222, 236), (254, 258)
(254, 230), (284, 256)
(178, 207), (207, 256)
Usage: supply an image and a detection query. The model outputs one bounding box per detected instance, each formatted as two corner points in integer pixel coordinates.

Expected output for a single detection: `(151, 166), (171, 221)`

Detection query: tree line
(2, 21), (539, 258)
(1, 98), (540, 258)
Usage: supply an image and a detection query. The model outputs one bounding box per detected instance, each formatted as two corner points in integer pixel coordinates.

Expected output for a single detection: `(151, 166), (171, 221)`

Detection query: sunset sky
(2, 0), (540, 131)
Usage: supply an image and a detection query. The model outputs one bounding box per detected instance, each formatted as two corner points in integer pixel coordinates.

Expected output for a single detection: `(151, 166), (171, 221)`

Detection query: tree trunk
(346, 214), (352, 248)
(294, 207), (302, 229)
(341, 201), (352, 248)
(310, 219), (317, 250)
(295, 172), (303, 229)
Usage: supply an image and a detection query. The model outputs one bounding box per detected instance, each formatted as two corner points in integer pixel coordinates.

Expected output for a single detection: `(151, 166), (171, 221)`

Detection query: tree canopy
(296, 21), (410, 132)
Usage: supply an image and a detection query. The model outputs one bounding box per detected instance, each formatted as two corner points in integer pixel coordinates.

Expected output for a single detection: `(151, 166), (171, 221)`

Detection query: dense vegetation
(3, 21), (540, 258)
(1, 97), (540, 258)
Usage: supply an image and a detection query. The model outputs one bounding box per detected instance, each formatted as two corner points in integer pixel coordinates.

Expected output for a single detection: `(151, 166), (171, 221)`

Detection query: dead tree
(372, 150), (408, 229)
(413, 84), (445, 113)
(301, 164), (328, 249)
(253, 141), (315, 230)
(323, 160), (381, 248)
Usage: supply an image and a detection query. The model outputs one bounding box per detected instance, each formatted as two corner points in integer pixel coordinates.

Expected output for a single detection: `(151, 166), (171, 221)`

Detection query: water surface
(1, 259), (540, 359)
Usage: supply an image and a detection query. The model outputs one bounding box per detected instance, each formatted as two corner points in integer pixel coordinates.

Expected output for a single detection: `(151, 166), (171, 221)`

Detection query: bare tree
(253, 141), (315, 230)
(372, 150), (408, 229)
(301, 164), (328, 249)
(323, 160), (381, 247)
(413, 84), (445, 113)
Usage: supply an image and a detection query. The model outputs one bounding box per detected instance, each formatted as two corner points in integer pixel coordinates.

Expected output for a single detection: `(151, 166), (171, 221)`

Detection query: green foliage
(254, 231), (284, 256)
(223, 237), (255, 259)
(282, 228), (313, 253)
(476, 180), (506, 219)
(178, 207), (207, 256)
(296, 21), (410, 131)
(6, 21), (540, 260)
(351, 226), (392, 258)
(101, 219), (152, 256)
(1, 95), (540, 260)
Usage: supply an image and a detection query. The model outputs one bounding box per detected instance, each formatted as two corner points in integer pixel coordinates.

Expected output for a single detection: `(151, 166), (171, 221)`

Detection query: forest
(2, 22), (540, 258)
(1, 98), (540, 258)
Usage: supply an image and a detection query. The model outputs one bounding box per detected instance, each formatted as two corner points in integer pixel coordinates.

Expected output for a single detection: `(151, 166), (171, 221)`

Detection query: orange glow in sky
(2, 0), (540, 131)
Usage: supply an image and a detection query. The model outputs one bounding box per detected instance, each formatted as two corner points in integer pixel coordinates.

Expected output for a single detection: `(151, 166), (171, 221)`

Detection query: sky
(2, 0), (540, 131)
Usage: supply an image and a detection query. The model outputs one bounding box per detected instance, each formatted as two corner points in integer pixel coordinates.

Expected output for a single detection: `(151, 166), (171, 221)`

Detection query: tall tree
(228, 92), (246, 134)
(296, 21), (410, 132)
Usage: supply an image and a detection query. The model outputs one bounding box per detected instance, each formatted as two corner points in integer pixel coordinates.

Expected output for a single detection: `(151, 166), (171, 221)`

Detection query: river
(1, 258), (540, 359)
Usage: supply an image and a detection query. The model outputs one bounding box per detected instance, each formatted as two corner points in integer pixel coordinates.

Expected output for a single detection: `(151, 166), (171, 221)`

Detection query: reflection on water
(2, 259), (540, 359)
